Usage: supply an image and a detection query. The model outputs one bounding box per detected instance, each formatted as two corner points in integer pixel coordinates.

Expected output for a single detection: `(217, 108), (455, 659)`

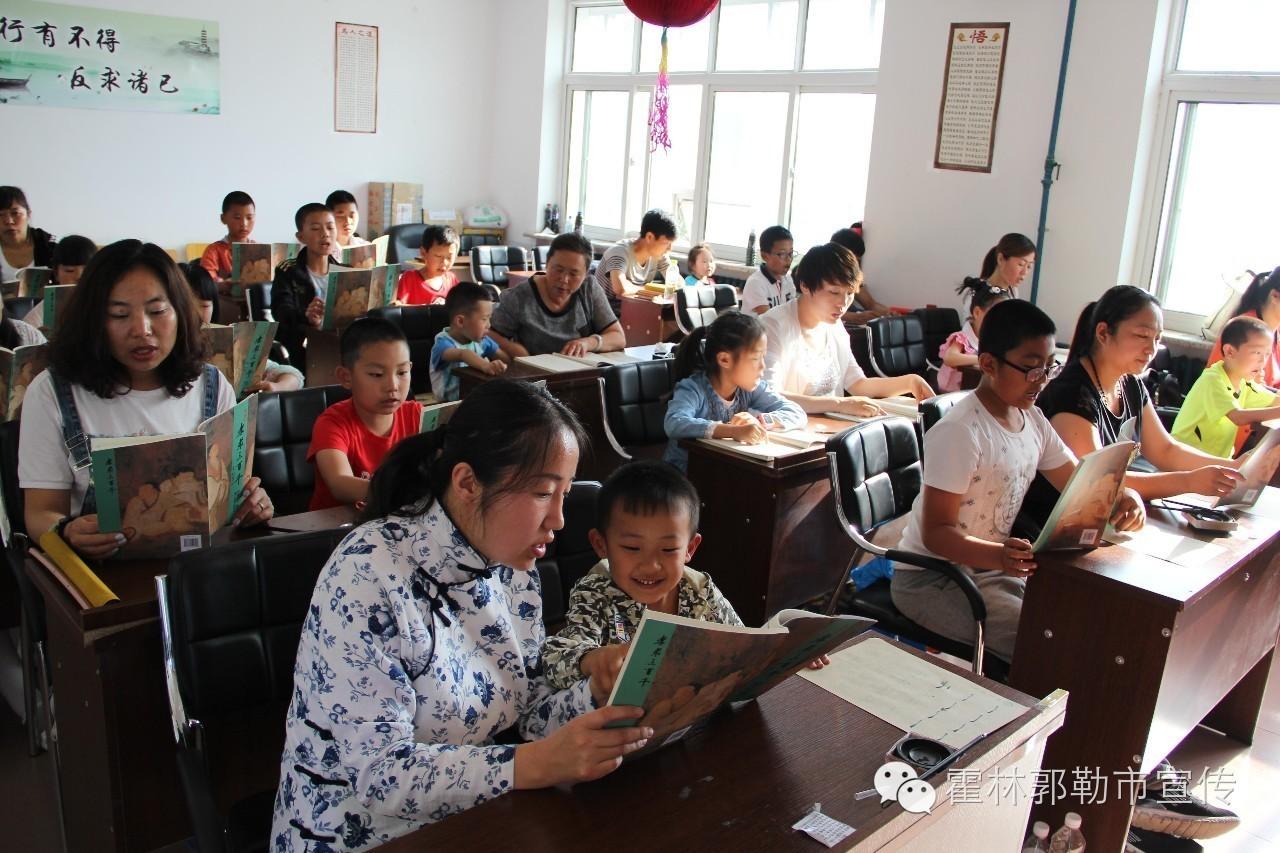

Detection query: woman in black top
(1022, 286), (1244, 526)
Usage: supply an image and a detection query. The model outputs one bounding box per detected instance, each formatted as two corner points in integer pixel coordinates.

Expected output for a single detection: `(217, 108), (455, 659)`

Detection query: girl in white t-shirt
(890, 300), (1144, 664)
(20, 239), (275, 559)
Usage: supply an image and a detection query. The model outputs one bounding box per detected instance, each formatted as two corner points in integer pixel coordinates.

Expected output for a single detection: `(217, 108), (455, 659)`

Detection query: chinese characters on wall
(934, 23), (1009, 173)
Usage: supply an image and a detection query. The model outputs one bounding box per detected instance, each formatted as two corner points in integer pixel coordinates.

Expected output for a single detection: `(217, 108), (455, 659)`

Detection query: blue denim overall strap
(200, 362), (220, 420)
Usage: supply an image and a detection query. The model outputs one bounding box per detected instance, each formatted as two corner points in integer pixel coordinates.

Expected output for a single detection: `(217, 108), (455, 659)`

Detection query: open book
(1033, 440), (1136, 552)
(824, 395), (921, 422)
(0, 343), (49, 421)
(40, 284), (75, 335)
(322, 265), (400, 330)
(516, 351), (642, 373)
(201, 321), (279, 399)
(419, 399), (459, 432)
(606, 609), (875, 757)
(336, 235), (390, 269)
(90, 395), (259, 559)
(1218, 425), (1280, 509)
(15, 266), (53, 299)
(230, 242), (300, 285)
(696, 425), (834, 463)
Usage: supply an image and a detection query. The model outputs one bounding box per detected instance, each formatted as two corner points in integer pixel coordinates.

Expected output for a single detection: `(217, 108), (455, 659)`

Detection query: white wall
(3, 0), (497, 249)
(863, 0), (1170, 334)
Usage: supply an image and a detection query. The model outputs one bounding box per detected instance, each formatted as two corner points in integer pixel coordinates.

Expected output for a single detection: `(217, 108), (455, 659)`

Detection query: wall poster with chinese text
(934, 22), (1009, 173)
(334, 22), (377, 133)
(0, 0), (219, 114)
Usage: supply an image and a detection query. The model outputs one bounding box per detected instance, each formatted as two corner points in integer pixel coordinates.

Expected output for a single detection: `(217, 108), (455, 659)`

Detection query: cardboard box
(366, 182), (423, 237)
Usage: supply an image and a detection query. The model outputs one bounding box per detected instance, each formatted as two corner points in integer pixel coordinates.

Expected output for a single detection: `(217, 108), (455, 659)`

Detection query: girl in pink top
(939, 279), (1008, 392)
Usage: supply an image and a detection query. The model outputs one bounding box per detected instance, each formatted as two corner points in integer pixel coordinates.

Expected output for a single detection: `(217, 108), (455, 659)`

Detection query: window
(1145, 1), (1280, 327)
(563, 1), (883, 259)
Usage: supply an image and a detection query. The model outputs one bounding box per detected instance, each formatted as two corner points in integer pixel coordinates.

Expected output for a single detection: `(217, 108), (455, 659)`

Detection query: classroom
(3, 1), (1279, 851)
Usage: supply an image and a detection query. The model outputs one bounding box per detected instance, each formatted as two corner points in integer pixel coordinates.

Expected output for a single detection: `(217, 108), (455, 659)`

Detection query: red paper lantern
(623, 0), (719, 30)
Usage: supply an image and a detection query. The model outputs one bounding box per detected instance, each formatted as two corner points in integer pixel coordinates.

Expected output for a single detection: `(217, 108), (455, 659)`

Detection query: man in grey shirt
(591, 208), (678, 313)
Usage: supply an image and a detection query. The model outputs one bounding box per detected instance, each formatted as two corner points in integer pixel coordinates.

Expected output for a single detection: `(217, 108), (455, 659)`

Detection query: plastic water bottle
(745, 229), (757, 266)
(1048, 812), (1085, 852)
(574, 211), (584, 234)
(1022, 820), (1050, 852)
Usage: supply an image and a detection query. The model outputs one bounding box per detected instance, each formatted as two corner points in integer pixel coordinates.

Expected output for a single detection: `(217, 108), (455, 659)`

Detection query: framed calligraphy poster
(934, 22), (1009, 173)
(0, 0), (219, 114)
(334, 22), (377, 133)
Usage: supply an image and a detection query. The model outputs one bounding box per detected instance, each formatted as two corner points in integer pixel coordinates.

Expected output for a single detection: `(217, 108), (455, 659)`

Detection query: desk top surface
(682, 416), (851, 475)
(380, 634), (1062, 853)
(457, 346), (662, 385)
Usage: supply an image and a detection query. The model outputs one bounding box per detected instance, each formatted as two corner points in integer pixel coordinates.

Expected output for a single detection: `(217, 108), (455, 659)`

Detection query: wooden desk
(620, 291), (678, 344)
(505, 268), (537, 288)
(381, 635), (1066, 853)
(1010, 494), (1280, 852)
(682, 417), (856, 626)
(28, 506), (359, 852)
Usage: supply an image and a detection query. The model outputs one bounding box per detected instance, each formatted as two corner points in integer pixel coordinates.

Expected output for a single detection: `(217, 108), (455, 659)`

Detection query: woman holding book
(488, 232), (625, 358)
(0, 186), (57, 283)
(271, 380), (650, 851)
(19, 239), (274, 559)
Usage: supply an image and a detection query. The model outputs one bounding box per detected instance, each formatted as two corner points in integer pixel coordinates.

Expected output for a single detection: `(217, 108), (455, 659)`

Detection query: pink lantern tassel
(648, 27), (671, 153)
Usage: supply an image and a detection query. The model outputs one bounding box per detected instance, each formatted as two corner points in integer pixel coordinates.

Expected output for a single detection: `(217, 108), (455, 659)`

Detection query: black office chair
(536, 481), (603, 629)
(384, 223), (428, 264)
(825, 417), (994, 676)
(470, 246), (530, 288)
(913, 307), (962, 372)
(254, 385), (352, 515)
(674, 284), (739, 336)
(919, 391), (969, 436)
(854, 315), (937, 387)
(532, 244), (551, 272)
(460, 232), (502, 255)
(600, 359), (680, 460)
(366, 305), (451, 397)
(157, 528), (352, 853)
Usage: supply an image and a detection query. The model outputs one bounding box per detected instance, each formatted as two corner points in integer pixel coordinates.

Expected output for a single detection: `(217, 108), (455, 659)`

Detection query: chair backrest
(601, 359), (680, 448)
(243, 283), (273, 322)
(163, 528), (351, 722)
(185, 242), (210, 263)
(0, 419), (23, 541)
(826, 416), (922, 534)
(867, 314), (928, 377)
(4, 296), (38, 321)
(533, 481), (601, 627)
(254, 385), (352, 515)
(384, 223), (428, 264)
(912, 307), (962, 365)
(919, 391), (968, 435)
(460, 231), (502, 255)
(532, 244), (551, 272)
(470, 245), (530, 287)
(366, 305), (451, 396)
(674, 284), (738, 335)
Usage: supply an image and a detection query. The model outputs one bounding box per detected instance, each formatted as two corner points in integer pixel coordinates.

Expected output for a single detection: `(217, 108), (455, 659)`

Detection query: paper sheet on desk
(1103, 524), (1228, 567)
(798, 638), (1026, 749)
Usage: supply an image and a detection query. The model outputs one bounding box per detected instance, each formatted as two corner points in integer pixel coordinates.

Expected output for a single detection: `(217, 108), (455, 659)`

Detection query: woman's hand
(999, 537), (1037, 577)
(63, 514), (129, 559)
(513, 706), (652, 789)
(581, 644), (630, 705)
(907, 375), (936, 400)
(1110, 487), (1146, 532)
(233, 477), (274, 527)
(805, 654), (831, 670)
(836, 396), (884, 419)
(304, 297), (325, 329)
(1184, 465), (1245, 498)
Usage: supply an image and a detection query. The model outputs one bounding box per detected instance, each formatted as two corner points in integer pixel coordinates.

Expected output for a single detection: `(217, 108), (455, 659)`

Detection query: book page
(1103, 524), (1228, 568)
(1218, 426), (1280, 508)
(563, 351), (644, 368)
(799, 637), (1027, 749)
(516, 353), (594, 373)
(1032, 440), (1135, 552)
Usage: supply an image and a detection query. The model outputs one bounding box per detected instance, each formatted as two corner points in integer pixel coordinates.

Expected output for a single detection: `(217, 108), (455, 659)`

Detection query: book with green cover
(1218, 425), (1280, 509)
(606, 609), (875, 756)
(201, 321), (279, 399)
(0, 343), (50, 421)
(90, 395), (260, 559)
(16, 266), (53, 299)
(322, 265), (400, 330)
(230, 242), (299, 285)
(1031, 440), (1136, 552)
(419, 399), (459, 432)
(336, 235), (389, 269)
(41, 285), (76, 335)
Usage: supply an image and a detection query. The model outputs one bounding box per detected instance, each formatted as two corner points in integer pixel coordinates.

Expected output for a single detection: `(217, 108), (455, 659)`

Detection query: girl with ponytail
(1207, 265), (1280, 387)
(663, 309), (805, 471)
(962, 233), (1036, 317)
(273, 379), (653, 850)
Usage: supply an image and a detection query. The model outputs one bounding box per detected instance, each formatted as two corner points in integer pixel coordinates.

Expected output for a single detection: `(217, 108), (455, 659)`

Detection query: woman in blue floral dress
(271, 380), (652, 851)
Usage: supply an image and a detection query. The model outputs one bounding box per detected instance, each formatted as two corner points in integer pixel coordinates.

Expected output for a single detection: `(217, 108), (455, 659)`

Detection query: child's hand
(1000, 537), (1037, 576)
(483, 359), (507, 376)
(837, 396), (883, 418)
(805, 654), (831, 670)
(582, 644), (630, 705)
(1110, 487), (1146, 532)
(305, 297), (325, 329)
(513, 706), (651, 789)
(730, 419), (766, 445)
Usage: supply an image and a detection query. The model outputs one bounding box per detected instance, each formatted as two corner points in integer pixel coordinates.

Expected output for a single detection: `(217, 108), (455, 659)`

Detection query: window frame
(1135, 0), (1280, 333)
(561, 0), (880, 262)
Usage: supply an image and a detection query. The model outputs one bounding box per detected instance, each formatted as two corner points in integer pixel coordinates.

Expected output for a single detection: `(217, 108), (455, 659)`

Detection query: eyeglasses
(768, 251), (796, 261)
(995, 356), (1062, 384)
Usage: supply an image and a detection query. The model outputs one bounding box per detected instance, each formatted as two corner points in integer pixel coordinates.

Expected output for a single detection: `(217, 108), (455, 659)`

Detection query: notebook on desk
(696, 427), (831, 462)
(824, 395), (921, 422)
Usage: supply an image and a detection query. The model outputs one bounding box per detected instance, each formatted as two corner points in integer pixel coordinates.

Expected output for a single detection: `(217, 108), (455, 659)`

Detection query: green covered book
(201, 321), (279, 399)
(89, 395), (259, 559)
(606, 608), (875, 756)
(1031, 440), (1136, 552)
(16, 266), (53, 299)
(321, 264), (400, 331)
(230, 242), (299, 285)
(41, 284), (76, 335)
(0, 343), (50, 421)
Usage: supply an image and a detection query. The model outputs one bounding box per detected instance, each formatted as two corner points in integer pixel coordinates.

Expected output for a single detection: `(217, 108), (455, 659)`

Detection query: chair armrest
(885, 548), (987, 624)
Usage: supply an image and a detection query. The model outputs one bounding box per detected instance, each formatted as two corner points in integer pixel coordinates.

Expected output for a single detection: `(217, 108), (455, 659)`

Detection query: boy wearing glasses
(742, 225), (796, 315)
(889, 299), (1143, 664)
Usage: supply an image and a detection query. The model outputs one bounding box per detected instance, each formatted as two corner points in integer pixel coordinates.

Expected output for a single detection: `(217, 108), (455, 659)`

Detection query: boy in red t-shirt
(395, 224), (460, 306)
(307, 318), (424, 510)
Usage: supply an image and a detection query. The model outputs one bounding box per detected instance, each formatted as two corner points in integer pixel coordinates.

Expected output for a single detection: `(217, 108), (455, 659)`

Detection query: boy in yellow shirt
(1173, 316), (1280, 457)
